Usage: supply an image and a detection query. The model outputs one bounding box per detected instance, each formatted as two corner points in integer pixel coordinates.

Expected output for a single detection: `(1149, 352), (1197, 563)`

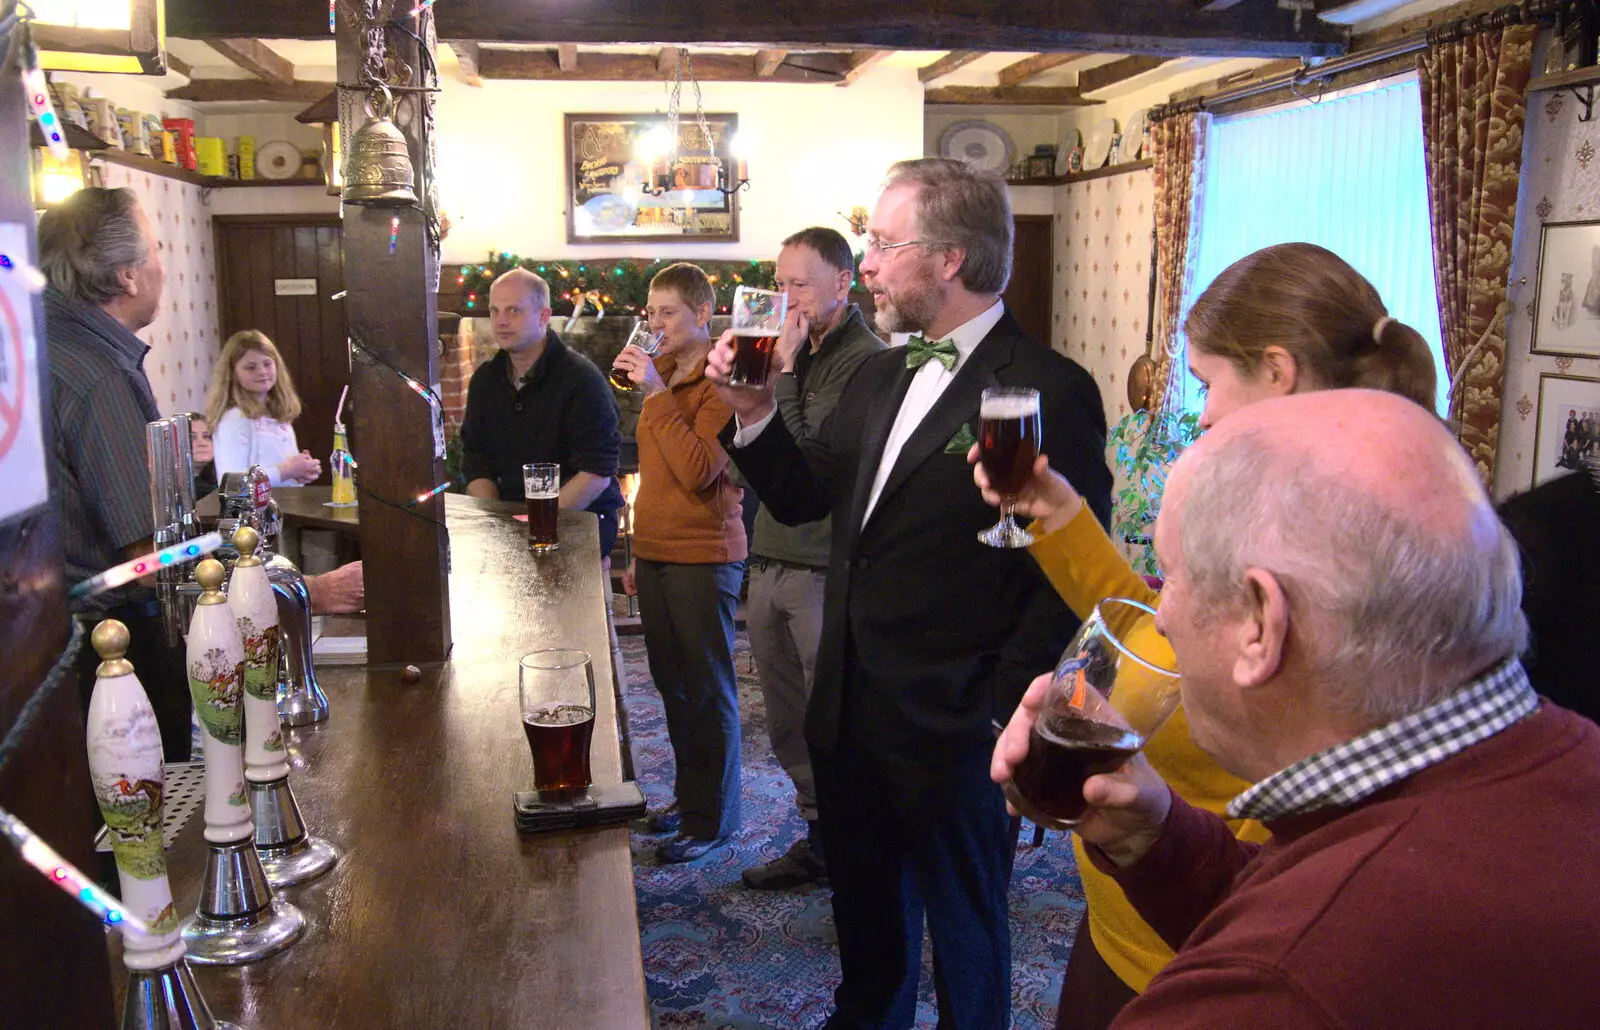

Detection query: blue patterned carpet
(620, 632), (1086, 1030)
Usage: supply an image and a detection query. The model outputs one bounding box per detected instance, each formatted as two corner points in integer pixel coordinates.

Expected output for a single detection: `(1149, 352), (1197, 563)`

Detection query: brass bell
(342, 83), (417, 207)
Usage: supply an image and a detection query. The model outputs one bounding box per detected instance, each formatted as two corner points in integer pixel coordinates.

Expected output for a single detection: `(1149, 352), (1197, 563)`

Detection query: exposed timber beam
(478, 49), (851, 84)
(206, 38), (293, 87)
(754, 48), (788, 76)
(451, 41), (483, 85)
(924, 85), (1098, 106)
(295, 89), (338, 124)
(996, 52), (1088, 88)
(918, 50), (985, 82)
(166, 79), (335, 103)
(164, 0), (1349, 59)
(1077, 54), (1172, 93)
(1168, 57), (1298, 102)
(557, 43), (579, 71)
(657, 47), (678, 75)
(840, 49), (890, 86)
(165, 52), (192, 79)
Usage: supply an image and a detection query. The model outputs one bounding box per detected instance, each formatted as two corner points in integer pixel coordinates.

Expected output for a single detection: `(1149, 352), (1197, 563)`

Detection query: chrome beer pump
(214, 471), (330, 726)
(147, 417), (201, 646)
(86, 620), (238, 1030)
(179, 559), (306, 965)
(229, 526), (340, 887)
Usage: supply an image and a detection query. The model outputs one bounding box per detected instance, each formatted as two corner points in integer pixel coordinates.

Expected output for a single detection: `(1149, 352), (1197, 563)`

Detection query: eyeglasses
(863, 237), (934, 256)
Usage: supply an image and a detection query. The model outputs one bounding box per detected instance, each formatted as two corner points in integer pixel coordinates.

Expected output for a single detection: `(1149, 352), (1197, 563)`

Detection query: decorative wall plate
(939, 119), (1017, 176)
(1085, 119), (1117, 170)
(256, 140), (302, 180)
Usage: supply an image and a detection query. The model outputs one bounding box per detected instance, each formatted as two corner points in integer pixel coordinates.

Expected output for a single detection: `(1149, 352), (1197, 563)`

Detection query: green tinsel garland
(453, 252), (780, 317)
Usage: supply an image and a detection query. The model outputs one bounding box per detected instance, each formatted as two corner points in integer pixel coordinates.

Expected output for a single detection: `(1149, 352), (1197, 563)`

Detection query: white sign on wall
(0, 223), (49, 524)
(274, 278), (318, 296)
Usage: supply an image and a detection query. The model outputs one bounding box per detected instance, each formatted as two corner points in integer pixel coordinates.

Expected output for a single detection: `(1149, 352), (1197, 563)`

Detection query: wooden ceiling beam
(557, 43), (579, 71)
(165, 79), (334, 103)
(754, 48), (788, 76)
(656, 47), (679, 75)
(165, 51), (192, 79)
(295, 89), (338, 124)
(1167, 56), (1298, 102)
(451, 41), (483, 86)
(917, 50), (985, 82)
(206, 38), (294, 87)
(924, 85), (1098, 106)
(165, 0), (1349, 59)
(1077, 54), (1172, 93)
(478, 49), (850, 84)
(840, 49), (889, 86)
(996, 52), (1088, 88)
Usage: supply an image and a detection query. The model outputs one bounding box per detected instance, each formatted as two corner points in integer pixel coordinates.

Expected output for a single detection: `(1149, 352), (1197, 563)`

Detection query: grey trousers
(745, 560), (825, 822)
(634, 558), (743, 840)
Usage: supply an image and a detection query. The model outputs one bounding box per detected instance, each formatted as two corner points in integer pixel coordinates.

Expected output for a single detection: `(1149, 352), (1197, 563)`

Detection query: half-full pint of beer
(979, 391), (1043, 497)
(727, 328), (779, 390)
(523, 702), (595, 792)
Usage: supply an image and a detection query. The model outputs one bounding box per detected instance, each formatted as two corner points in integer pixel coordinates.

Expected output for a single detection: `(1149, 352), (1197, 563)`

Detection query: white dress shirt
(734, 299), (1005, 526)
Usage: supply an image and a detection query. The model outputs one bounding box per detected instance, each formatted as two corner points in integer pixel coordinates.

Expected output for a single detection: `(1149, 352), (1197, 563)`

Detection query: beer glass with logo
(609, 319), (663, 391)
(1002, 597), (1180, 830)
(519, 649), (597, 793)
(725, 285), (788, 389)
(522, 462), (560, 553)
(976, 386), (1042, 548)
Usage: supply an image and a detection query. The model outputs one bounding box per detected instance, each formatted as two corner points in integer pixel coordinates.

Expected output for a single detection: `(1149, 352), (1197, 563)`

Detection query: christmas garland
(454, 252), (780, 317)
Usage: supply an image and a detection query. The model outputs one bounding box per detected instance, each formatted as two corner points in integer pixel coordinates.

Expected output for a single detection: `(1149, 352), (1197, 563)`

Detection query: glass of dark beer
(1003, 597), (1180, 830)
(519, 649), (597, 794)
(976, 386), (1043, 548)
(725, 285), (788, 390)
(522, 462), (560, 553)
(610, 319), (663, 391)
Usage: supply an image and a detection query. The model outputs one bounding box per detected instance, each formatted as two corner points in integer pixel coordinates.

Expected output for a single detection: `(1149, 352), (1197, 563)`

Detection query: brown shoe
(741, 838), (828, 890)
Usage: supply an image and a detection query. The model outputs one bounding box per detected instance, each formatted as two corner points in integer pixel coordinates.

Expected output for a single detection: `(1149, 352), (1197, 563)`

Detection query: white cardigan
(213, 407), (308, 487)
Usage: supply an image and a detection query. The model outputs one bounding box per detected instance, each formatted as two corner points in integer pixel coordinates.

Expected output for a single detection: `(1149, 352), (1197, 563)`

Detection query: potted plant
(1107, 408), (1202, 580)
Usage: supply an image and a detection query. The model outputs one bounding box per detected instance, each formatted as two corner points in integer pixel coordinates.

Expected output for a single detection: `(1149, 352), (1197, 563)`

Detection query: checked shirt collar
(1228, 657), (1537, 822)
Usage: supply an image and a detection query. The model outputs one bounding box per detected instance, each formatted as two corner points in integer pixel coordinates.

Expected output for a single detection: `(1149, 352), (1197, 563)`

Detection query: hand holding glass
(519, 649), (597, 793)
(1002, 597), (1180, 830)
(610, 320), (663, 391)
(976, 387), (1042, 548)
(522, 462), (560, 552)
(725, 286), (788, 389)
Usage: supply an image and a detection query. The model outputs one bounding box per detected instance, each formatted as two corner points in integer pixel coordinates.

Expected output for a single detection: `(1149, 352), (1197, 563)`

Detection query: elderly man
(460, 268), (623, 559)
(710, 159), (1112, 1028)
(741, 227), (884, 891)
(996, 390), (1600, 1028)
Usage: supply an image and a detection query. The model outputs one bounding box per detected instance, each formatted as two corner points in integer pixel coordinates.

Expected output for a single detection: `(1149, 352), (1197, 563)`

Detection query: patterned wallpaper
(98, 164), (221, 417)
(1052, 168), (1157, 428)
(1499, 86), (1600, 501)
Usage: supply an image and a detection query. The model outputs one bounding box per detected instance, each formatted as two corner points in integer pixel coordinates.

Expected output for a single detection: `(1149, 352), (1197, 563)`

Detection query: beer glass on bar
(519, 649), (597, 794)
(976, 386), (1043, 548)
(725, 285), (788, 390)
(1002, 597), (1180, 830)
(522, 462), (560, 553)
(609, 319), (663, 391)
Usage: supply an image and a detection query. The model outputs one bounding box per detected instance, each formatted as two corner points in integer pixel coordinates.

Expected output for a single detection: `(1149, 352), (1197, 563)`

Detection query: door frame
(1012, 213), (1055, 346)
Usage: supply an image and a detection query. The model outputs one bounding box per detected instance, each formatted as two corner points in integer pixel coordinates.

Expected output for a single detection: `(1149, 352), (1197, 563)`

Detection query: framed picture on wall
(1532, 372), (1600, 487)
(564, 113), (740, 244)
(1530, 219), (1600, 358)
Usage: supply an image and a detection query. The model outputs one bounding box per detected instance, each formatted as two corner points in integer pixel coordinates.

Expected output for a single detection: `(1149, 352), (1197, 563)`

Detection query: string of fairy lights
(456, 253), (781, 316)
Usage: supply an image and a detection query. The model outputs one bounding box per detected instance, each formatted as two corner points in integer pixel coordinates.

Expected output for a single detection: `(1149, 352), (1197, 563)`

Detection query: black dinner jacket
(724, 310), (1113, 789)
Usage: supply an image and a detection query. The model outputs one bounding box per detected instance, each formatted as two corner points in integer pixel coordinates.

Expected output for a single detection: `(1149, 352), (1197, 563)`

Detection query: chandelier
(635, 48), (749, 198)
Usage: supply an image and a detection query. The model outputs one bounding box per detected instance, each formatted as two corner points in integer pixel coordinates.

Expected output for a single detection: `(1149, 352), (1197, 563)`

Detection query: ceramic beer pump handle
(230, 527), (290, 784)
(87, 620), (185, 969)
(187, 560), (252, 845)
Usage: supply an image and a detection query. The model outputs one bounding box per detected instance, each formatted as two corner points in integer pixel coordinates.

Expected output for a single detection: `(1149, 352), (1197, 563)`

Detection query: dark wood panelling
(1006, 215), (1055, 349)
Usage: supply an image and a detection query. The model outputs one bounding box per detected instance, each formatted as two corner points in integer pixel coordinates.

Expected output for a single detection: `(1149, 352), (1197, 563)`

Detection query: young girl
(205, 330), (321, 486)
(185, 412), (218, 499)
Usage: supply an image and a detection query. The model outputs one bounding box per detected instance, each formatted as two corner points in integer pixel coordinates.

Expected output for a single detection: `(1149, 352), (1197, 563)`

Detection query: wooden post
(336, 5), (452, 664)
(0, 42), (115, 1029)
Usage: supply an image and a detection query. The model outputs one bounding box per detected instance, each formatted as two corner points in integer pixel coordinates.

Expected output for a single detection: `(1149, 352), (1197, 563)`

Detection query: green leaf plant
(1107, 408), (1202, 580)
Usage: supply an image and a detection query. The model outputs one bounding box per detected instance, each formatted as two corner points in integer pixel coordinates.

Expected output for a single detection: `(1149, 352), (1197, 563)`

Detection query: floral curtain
(1419, 24), (1537, 488)
(1148, 111), (1211, 417)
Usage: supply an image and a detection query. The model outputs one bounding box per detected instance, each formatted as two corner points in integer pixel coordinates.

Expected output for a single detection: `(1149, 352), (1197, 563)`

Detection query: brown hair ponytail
(1184, 242), (1438, 411)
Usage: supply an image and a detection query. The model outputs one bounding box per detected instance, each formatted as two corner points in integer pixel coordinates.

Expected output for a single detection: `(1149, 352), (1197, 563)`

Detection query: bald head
(1166, 390), (1525, 723)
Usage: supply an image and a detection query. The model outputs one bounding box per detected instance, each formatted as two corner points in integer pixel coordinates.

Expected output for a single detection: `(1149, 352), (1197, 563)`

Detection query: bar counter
(129, 492), (648, 1028)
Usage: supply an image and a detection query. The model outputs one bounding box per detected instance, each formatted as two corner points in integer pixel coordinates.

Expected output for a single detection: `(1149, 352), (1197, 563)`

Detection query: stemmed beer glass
(609, 320), (663, 391)
(1002, 597), (1180, 830)
(976, 386), (1042, 548)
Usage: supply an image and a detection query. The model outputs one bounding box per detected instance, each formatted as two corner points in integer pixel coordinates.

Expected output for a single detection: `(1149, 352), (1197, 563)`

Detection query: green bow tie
(905, 335), (959, 372)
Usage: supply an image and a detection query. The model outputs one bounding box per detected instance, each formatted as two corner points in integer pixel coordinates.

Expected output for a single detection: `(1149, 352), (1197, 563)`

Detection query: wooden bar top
(133, 496), (648, 1028)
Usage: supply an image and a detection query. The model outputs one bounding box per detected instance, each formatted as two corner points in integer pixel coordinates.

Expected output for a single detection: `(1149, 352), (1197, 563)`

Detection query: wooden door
(214, 216), (347, 478)
(1005, 215), (1054, 347)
